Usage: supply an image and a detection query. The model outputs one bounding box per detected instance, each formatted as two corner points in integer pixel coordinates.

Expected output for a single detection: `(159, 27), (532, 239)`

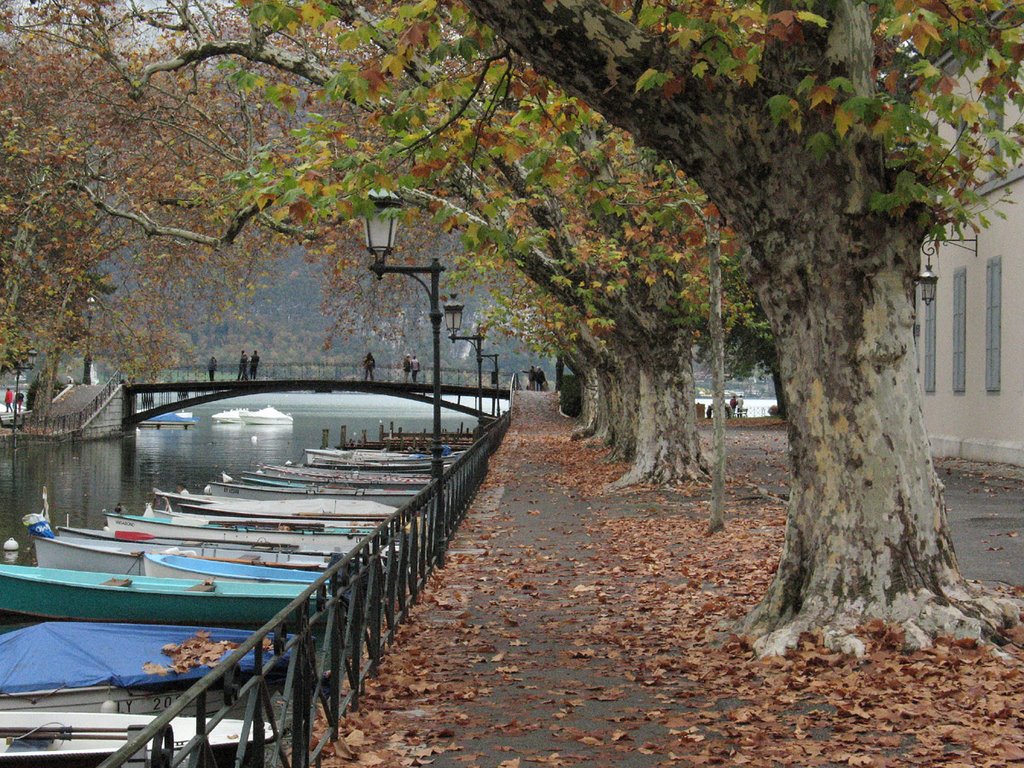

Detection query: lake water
(0, 393), (491, 565)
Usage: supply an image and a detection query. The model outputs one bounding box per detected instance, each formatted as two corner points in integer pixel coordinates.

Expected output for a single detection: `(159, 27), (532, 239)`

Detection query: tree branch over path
(72, 181), (316, 246)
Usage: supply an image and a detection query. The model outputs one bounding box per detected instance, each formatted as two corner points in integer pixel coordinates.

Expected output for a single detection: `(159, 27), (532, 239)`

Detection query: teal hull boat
(0, 565), (307, 627)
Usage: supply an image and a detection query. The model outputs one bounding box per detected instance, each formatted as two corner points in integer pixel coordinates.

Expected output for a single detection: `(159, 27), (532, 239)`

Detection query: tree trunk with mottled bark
(611, 332), (706, 486)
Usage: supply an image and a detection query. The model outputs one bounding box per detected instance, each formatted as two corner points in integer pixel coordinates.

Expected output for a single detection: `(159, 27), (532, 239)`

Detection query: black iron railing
(157, 362), (496, 389)
(96, 409), (511, 768)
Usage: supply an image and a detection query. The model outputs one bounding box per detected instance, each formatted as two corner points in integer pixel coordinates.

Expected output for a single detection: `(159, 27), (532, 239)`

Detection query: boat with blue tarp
(0, 622), (282, 714)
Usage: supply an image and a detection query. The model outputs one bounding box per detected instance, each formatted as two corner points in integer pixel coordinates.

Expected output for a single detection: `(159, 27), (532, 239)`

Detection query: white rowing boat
(0, 710), (270, 766)
(154, 489), (398, 518)
(105, 513), (375, 549)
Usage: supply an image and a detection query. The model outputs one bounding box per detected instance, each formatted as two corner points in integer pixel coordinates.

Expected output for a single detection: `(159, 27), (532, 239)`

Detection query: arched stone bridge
(125, 377), (508, 427)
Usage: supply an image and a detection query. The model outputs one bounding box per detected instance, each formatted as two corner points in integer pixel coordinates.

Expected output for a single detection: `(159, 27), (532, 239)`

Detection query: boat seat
(101, 578), (133, 587)
(187, 581), (217, 592)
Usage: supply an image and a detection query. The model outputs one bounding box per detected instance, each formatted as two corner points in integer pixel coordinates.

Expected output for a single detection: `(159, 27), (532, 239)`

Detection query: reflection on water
(0, 393), (482, 564)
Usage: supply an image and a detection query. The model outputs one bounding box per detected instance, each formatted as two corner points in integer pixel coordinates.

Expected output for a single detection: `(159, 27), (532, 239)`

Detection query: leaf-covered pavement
(325, 392), (1024, 767)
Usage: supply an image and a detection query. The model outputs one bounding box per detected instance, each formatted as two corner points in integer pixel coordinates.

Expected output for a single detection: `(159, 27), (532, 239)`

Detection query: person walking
(207, 356), (217, 382)
(14, 392), (24, 413)
(237, 351), (248, 381)
(402, 354), (412, 383)
(535, 367), (547, 391)
(410, 355), (421, 383)
(4, 389), (12, 413)
(249, 350), (260, 380)
(363, 352), (376, 381)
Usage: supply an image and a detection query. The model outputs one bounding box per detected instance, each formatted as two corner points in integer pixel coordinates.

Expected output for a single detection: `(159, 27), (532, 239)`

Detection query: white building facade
(919, 168), (1024, 465)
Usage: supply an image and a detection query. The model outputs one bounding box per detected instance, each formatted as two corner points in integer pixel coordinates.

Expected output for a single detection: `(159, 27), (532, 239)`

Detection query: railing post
(289, 606), (311, 768)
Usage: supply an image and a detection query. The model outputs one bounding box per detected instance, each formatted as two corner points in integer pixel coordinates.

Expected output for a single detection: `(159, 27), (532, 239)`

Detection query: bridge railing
(96, 409), (512, 768)
(158, 362), (497, 388)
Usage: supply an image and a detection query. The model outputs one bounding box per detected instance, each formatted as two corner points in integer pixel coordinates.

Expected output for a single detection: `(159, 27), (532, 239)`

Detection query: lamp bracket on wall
(922, 236), (978, 260)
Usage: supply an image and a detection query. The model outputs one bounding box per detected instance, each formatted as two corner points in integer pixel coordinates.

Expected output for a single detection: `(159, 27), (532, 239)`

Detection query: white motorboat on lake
(210, 408), (250, 424)
(238, 406), (292, 425)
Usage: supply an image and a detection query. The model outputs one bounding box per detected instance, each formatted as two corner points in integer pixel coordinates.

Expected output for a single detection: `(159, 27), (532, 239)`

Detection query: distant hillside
(181, 251), (542, 377)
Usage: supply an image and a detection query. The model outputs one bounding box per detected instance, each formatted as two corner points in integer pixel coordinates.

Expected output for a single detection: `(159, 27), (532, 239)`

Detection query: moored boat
(238, 406), (292, 425)
(0, 564), (308, 626)
(55, 526), (345, 559)
(33, 532), (329, 576)
(139, 412), (197, 429)
(303, 456), (438, 473)
(202, 480), (416, 507)
(0, 710), (271, 767)
(154, 488), (398, 517)
(302, 447), (461, 468)
(166, 504), (399, 527)
(210, 408), (250, 423)
(0, 622), (272, 714)
(143, 553), (324, 584)
(105, 512), (375, 549)
(249, 465), (430, 489)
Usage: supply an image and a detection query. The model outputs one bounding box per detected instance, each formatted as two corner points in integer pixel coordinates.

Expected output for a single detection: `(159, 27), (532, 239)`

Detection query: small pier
(318, 421), (480, 451)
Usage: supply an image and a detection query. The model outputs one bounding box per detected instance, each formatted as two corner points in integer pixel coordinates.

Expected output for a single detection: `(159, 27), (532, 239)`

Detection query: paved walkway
(333, 392), (1024, 767)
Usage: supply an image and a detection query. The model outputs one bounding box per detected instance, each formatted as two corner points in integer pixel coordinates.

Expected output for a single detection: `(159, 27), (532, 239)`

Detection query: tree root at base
(741, 584), (1023, 658)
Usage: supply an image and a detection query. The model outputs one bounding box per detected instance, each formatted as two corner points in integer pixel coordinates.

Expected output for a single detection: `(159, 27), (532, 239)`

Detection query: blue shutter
(924, 295), (936, 393)
(952, 268), (967, 393)
(986, 257), (1001, 392)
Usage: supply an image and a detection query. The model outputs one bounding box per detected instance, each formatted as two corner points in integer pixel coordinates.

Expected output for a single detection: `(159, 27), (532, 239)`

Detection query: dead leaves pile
(142, 630), (269, 676)
(316, 394), (1024, 767)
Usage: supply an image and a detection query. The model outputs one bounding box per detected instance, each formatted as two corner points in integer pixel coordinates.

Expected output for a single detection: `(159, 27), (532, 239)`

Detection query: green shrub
(560, 373), (582, 417)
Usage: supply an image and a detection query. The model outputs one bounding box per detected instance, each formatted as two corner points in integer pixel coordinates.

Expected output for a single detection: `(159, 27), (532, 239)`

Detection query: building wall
(921, 176), (1024, 465)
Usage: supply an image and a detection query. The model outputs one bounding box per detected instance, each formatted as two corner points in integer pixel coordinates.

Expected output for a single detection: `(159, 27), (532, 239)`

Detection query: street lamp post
(11, 348), (37, 450)
(362, 191), (449, 565)
(442, 302), (486, 416)
(83, 296), (96, 385)
(481, 353), (500, 416)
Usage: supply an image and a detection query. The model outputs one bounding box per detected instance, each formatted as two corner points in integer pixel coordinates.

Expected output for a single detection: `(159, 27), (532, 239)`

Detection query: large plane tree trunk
(613, 332), (705, 486)
(743, 227), (1015, 653)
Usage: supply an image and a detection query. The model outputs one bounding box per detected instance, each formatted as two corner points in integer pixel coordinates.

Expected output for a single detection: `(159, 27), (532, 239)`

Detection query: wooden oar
(0, 725), (133, 740)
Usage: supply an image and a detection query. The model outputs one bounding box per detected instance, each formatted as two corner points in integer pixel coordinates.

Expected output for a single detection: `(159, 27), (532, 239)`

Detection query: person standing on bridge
(249, 350), (260, 380)
(208, 356), (217, 382)
(402, 355), (412, 382)
(237, 351), (248, 381)
(363, 352), (375, 381)
(410, 355), (420, 383)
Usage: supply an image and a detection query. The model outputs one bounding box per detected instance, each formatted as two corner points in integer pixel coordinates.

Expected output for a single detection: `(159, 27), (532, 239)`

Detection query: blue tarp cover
(0, 622), (266, 694)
